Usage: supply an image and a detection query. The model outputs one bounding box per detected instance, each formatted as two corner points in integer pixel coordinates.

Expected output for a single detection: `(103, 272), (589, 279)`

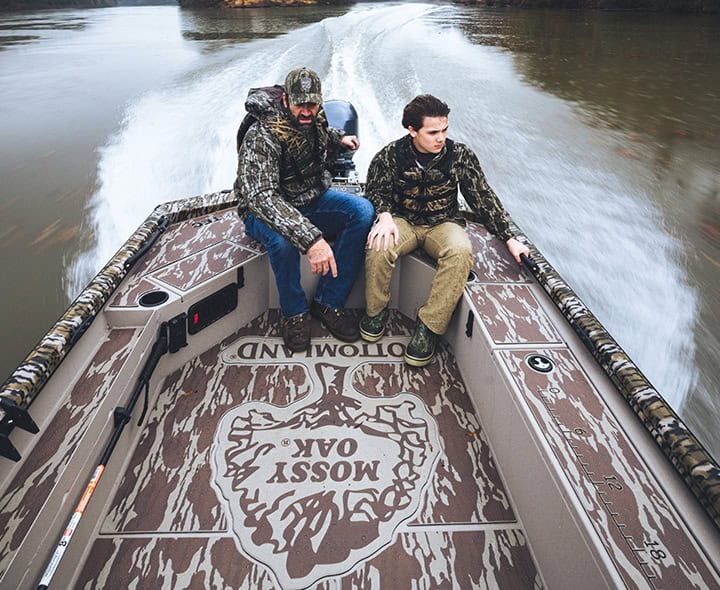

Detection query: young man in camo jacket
(361, 94), (530, 367)
(234, 67), (374, 352)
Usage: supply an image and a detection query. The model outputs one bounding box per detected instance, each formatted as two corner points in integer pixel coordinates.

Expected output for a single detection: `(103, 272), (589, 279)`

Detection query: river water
(0, 3), (718, 459)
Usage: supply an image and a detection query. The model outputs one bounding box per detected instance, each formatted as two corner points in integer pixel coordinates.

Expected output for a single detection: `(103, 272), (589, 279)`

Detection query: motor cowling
(324, 99), (359, 180)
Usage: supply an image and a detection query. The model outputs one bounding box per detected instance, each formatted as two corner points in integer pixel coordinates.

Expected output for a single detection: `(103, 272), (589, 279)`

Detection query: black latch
(168, 313), (188, 353)
(465, 310), (474, 338)
(0, 398), (40, 462)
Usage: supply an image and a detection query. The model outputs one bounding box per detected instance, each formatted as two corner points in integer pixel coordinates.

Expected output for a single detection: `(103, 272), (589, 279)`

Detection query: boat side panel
(454, 222), (720, 589)
(448, 297), (615, 590)
(499, 347), (720, 589)
(0, 204), (266, 588)
(0, 327), (141, 585)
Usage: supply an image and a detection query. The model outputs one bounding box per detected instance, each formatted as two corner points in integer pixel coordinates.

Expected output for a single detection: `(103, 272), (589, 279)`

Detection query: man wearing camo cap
(234, 67), (374, 352)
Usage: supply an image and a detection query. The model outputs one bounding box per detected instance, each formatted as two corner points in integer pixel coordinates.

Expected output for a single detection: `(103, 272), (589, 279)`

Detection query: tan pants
(365, 217), (473, 335)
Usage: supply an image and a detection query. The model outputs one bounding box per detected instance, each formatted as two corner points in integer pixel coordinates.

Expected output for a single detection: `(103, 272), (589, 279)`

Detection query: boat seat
(267, 245), (438, 315)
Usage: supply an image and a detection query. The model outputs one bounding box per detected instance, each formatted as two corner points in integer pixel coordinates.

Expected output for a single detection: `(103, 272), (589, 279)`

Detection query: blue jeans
(244, 188), (374, 318)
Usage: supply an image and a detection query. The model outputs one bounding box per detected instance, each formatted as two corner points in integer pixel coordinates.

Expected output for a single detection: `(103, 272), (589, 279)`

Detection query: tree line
(458, 0), (718, 13)
(1, 0), (717, 13)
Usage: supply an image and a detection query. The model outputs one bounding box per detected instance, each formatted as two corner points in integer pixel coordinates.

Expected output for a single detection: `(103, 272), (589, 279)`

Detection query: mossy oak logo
(212, 337), (441, 589)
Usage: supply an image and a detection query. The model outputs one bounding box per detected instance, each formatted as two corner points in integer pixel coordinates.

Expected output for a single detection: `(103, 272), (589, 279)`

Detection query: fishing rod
(37, 322), (170, 590)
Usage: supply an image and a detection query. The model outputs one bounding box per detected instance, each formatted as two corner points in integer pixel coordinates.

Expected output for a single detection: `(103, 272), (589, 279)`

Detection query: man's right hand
(307, 238), (338, 277)
(367, 211), (399, 252)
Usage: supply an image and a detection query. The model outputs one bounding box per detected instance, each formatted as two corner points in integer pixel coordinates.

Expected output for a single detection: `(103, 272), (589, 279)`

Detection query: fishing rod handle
(520, 253), (539, 272)
(37, 465), (105, 589)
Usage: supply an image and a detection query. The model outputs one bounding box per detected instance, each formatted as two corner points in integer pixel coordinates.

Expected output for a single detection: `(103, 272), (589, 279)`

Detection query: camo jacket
(234, 86), (346, 253)
(365, 134), (514, 242)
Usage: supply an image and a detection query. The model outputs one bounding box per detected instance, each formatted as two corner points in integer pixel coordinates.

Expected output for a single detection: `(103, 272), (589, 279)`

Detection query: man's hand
(340, 135), (360, 151)
(506, 237), (530, 263)
(307, 238), (338, 277)
(367, 211), (399, 252)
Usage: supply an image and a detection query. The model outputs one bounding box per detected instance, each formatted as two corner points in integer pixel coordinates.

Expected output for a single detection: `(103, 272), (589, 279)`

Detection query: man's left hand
(341, 135), (360, 151)
(506, 237), (530, 264)
(307, 238), (338, 277)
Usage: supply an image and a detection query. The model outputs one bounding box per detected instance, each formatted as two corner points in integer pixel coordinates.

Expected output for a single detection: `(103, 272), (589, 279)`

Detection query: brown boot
(310, 300), (359, 342)
(281, 312), (310, 352)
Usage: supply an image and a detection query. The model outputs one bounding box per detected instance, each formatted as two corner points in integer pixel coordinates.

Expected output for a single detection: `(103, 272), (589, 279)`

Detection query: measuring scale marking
(501, 349), (720, 590)
(539, 389), (663, 589)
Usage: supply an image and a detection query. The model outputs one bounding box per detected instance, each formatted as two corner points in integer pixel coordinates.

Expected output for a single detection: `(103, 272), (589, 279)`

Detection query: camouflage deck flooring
(76, 311), (541, 590)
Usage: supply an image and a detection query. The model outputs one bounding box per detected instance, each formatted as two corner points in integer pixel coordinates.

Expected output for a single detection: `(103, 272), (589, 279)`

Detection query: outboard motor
(324, 99), (359, 181)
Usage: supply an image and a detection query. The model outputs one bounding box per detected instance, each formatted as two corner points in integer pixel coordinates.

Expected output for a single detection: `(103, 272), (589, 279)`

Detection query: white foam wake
(67, 1), (697, 409)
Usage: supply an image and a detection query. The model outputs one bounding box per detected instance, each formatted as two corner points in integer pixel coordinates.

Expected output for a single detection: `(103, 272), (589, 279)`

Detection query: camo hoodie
(234, 86), (346, 253)
(366, 135), (514, 242)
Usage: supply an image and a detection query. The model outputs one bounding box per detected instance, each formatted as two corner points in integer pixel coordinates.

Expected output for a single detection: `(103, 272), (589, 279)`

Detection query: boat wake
(66, 1), (696, 412)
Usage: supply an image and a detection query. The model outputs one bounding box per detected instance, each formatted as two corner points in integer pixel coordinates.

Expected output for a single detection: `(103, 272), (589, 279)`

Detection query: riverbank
(3, 0), (717, 14)
(459, 0), (719, 14)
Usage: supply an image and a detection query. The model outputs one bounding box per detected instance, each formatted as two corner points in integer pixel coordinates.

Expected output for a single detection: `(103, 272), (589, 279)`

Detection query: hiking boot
(310, 300), (359, 342)
(359, 308), (388, 342)
(281, 312), (310, 352)
(404, 319), (437, 367)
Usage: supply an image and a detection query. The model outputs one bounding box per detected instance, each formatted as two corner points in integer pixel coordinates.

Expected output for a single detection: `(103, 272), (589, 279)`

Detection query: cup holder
(139, 290), (169, 308)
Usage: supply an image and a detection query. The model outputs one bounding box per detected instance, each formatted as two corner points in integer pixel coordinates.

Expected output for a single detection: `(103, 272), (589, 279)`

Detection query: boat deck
(75, 310), (539, 588)
(2, 197), (720, 589)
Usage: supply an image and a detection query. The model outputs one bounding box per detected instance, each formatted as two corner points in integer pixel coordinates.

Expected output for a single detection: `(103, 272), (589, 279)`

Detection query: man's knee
(439, 242), (473, 271)
(348, 195), (374, 229)
(265, 233), (297, 258)
(365, 244), (397, 270)
(454, 242), (473, 263)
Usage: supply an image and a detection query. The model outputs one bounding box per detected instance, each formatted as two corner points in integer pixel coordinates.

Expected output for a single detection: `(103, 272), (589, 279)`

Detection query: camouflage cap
(284, 67), (322, 105)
